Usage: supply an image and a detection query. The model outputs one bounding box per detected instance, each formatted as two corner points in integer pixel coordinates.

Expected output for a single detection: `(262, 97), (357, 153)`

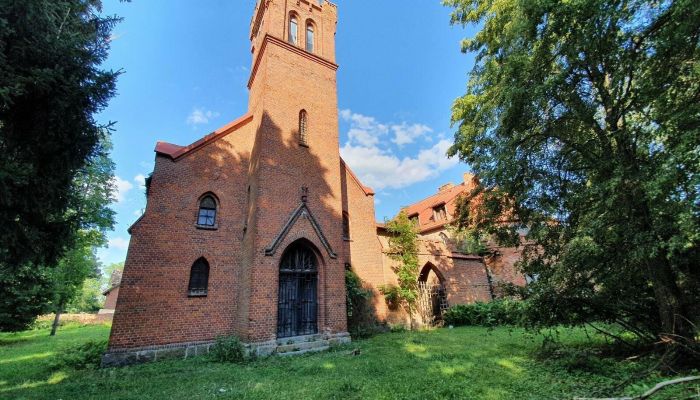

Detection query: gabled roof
(340, 158), (374, 196)
(395, 173), (480, 234)
(155, 113), (254, 160)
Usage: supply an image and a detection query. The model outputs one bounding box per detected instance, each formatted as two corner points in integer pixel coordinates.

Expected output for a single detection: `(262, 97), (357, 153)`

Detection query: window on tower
(306, 22), (314, 53)
(289, 15), (298, 45)
(299, 110), (308, 147)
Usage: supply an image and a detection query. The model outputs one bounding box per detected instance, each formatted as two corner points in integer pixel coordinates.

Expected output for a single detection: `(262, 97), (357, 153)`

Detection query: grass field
(0, 323), (697, 399)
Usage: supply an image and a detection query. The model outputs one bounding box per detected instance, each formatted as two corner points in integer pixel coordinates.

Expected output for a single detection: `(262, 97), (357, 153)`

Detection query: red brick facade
(106, 0), (526, 362)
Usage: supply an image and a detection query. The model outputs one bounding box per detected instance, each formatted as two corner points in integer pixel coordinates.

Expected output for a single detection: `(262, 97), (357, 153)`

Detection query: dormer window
(409, 214), (419, 225)
(306, 22), (314, 53)
(432, 204), (447, 222)
(289, 15), (298, 45)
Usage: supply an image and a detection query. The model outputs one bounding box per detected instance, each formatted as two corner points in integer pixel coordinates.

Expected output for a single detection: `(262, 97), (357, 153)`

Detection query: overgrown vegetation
(209, 336), (247, 364)
(53, 340), (108, 370)
(345, 269), (380, 338)
(379, 211), (420, 329)
(1, 323), (698, 399)
(444, 0), (700, 365)
(443, 300), (526, 327)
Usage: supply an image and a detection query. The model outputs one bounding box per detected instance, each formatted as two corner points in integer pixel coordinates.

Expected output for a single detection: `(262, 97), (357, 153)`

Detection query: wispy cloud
(111, 176), (134, 203)
(134, 174), (146, 189)
(340, 109), (458, 190)
(186, 108), (220, 126)
(391, 122), (433, 146)
(108, 237), (130, 251)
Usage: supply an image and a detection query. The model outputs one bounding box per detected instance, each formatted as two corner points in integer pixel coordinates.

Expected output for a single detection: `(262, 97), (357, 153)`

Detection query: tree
(49, 134), (116, 335)
(0, 0), (121, 270)
(380, 212), (420, 329)
(444, 0), (699, 359)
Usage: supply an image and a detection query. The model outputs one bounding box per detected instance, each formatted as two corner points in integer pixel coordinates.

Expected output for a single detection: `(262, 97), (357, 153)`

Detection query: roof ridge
(155, 112), (254, 160)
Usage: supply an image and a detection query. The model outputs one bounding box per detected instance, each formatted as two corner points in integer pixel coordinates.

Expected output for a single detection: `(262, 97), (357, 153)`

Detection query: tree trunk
(646, 257), (695, 347)
(50, 304), (63, 336)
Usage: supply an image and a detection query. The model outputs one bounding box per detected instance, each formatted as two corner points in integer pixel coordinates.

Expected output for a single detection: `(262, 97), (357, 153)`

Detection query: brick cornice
(248, 34), (339, 89)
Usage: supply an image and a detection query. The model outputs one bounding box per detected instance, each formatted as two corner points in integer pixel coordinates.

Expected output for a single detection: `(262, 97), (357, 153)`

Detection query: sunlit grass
(0, 323), (697, 399)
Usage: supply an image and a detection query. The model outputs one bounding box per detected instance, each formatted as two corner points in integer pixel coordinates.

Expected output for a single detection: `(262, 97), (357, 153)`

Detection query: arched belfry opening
(277, 240), (319, 338)
(417, 263), (449, 324)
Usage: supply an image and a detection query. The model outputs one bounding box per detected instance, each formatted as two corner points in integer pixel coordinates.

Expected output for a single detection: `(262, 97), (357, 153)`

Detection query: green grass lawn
(0, 323), (697, 399)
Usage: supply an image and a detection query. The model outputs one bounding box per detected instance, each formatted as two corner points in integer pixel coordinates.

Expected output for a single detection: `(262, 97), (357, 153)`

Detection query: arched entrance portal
(418, 263), (449, 324)
(277, 241), (318, 338)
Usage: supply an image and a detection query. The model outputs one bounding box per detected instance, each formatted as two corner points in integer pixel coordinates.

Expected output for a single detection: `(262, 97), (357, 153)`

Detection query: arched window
(188, 258), (209, 297)
(306, 22), (314, 53)
(342, 212), (350, 240)
(289, 15), (298, 45)
(299, 110), (308, 146)
(197, 195), (217, 227)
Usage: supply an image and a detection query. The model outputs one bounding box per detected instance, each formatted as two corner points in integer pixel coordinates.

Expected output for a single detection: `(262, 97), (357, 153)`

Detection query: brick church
(104, 0), (525, 365)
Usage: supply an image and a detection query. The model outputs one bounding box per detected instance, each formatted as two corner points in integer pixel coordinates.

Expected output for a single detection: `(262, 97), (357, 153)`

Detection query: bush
(209, 336), (247, 363)
(54, 340), (107, 370)
(443, 299), (525, 327)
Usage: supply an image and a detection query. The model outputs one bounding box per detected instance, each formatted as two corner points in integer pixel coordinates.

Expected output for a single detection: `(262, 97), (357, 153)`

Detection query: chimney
(463, 172), (479, 191)
(438, 183), (454, 193)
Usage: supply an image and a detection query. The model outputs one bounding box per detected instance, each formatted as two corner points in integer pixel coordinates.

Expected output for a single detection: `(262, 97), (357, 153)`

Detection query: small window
(197, 195), (217, 227)
(306, 23), (314, 53)
(409, 214), (419, 224)
(433, 204), (447, 221)
(342, 212), (350, 240)
(289, 16), (298, 45)
(188, 258), (209, 297)
(299, 110), (308, 146)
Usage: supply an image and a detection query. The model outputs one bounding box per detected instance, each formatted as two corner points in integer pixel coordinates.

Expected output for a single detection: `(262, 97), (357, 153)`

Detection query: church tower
(237, 0), (349, 347)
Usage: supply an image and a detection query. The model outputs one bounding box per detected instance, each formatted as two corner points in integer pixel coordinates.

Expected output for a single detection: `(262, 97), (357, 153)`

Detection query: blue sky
(96, 0), (479, 266)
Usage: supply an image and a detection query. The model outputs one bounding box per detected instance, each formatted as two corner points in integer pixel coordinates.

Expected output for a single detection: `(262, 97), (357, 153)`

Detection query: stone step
(276, 334), (322, 346)
(275, 339), (329, 354)
(277, 345), (329, 357)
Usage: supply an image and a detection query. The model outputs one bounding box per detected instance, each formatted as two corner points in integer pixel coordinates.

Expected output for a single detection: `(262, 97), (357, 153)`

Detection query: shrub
(443, 299), (525, 327)
(54, 340), (107, 370)
(209, 336), (247, 363)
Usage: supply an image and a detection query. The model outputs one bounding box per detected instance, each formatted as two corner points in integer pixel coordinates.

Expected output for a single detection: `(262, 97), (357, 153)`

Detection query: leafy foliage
(345, 270), (379, 338)
(0, 1), (121, 271)
(444, 0), (700, 356)
(209, 336), (247, 363)
(443, 300), (526, 327)
(0, 263), (52, 331)
(53, 339), (107, 370)
(381, 212), (420, 327)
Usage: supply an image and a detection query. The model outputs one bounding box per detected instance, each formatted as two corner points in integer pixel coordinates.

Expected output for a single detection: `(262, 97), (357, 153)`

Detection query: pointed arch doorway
(418, 263), (449, 324)
(277, 241), (319, 338)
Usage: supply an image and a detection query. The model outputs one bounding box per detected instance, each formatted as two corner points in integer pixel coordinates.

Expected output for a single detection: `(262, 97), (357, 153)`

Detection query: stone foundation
(101, 332), (351, 367)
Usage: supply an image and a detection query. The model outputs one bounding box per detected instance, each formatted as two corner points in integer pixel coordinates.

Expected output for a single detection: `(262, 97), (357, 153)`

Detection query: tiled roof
(385, 173), (479, 233)
(155, 113), (254, 160)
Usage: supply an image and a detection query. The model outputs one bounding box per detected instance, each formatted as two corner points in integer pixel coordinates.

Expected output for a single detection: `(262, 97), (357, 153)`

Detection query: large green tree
(0, 0), (121, 269)
(444, 0), (699, 357)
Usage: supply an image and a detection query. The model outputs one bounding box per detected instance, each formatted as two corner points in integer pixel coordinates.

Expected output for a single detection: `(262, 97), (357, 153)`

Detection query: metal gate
(277, 244), (318, 338)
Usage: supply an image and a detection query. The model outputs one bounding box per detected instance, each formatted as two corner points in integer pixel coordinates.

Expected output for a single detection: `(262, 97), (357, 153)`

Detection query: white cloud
(391, 122), (433, 146)
(108, 237), (130, 251)
(340, 109), (459, 190)
(341, 140), (458, 190)
(186, 108), (220, 126)
(133, 209), (144, 217)
(134, 174), (146, 189)
(112, 176), (134, 203)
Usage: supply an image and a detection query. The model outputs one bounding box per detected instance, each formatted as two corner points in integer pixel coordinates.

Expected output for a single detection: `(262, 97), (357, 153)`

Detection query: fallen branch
(574, 376), (700, 400)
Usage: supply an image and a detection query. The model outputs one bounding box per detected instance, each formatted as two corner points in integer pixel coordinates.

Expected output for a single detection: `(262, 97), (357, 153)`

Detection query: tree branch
(574, 376), (700, 400)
